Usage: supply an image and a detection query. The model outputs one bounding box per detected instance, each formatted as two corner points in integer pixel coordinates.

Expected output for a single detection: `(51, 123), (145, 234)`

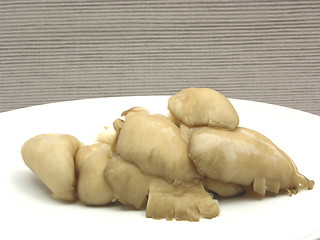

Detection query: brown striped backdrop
(1, 1), (319, 115)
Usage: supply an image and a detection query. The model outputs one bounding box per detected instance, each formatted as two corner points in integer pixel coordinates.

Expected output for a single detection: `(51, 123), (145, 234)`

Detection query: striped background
(1, 0), (319, 115)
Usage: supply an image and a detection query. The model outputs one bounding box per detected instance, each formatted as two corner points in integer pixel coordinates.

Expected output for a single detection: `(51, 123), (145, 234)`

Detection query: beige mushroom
(74, 143), (111, 176)
(189, 126), (314, 196)
(104, 154), (156, 209)
(167, 112), (181, 127)
(179, 123), (193, 144)
(19, 87), (316, 222)
(115, 108), (202, 184)
(168, 88), (239, 129)
(96, 126), (116, 145)
(77, 148), (114, 205)
(21, 134), (81, 201)
(146, 178), (219, 221)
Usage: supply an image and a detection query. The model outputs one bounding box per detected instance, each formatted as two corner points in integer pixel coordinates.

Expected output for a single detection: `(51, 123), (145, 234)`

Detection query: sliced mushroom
(104, 154), (156, 209)
(21, 134), (82, 201)
(77, 149), (114, 205)
(168, 88), (239, 129)
(146, 178), (219, 221)
(115, 109), (202, 184)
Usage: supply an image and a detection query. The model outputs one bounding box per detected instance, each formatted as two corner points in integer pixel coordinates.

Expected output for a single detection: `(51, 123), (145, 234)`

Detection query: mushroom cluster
(21, 88), (314, 221)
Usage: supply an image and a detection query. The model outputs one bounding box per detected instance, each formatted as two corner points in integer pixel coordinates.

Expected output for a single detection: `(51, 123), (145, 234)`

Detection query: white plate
(1, 96), (319, 240)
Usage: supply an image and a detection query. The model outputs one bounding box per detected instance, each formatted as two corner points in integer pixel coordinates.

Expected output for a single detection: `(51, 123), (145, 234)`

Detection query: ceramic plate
(1, 96), (319, 240)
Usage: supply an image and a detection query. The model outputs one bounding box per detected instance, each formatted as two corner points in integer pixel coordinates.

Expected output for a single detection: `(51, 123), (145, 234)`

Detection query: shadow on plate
(10, 169), (74, 204)
(11, 169), (147, 213)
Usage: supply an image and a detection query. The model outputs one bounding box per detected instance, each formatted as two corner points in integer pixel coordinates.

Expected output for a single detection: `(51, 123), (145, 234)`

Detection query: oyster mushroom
(179, 123), (193, 144)
(96, 126), (116, 145)
(74, 143), (111, 176)
(21, 134), (81, 201)
(77, 148), (114, 205)
(104, 154), (156, 209)
(189, 126), (314, 196)
(168, 88), (239, 129)
(146, 178), (219, 221)
(114, 108), (202, 184)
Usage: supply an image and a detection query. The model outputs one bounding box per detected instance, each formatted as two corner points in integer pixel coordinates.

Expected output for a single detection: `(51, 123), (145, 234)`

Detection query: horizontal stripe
(1, 0), (319, 115)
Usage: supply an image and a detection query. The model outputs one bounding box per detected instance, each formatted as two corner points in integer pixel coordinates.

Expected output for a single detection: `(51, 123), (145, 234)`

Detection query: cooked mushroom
(74, 143), (111, 176)
(146, 178), (219, 221)
(168, 88), (239, 129)
(21, 134), (82, 201)
(104, 154), (156, 209)
(96, 126), (116, 145)
(179, 123), (192, 144)
(77, 149), (114, 205)
(19, 87), (316, 222)
(115, 108), (202, 184)
(189, 126), (314, 196)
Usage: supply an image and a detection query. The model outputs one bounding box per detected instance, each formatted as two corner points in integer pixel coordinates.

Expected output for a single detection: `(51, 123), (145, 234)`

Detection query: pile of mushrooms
(21, 88), (314, 221)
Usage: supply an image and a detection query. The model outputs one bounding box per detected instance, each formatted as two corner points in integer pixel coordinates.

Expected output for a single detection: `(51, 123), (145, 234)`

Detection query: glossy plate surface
(1, 96), (319, 240)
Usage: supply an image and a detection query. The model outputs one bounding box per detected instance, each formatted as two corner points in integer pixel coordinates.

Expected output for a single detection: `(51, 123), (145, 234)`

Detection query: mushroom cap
(104, 154), (156, 209)
(189, 126), (297, 188)
(168, 88), (239, 129)
(21, 134), (81, 201)
(115, 109), (202, 183)
(77, 149), (114, 205)
(74, 143), (111, 176)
